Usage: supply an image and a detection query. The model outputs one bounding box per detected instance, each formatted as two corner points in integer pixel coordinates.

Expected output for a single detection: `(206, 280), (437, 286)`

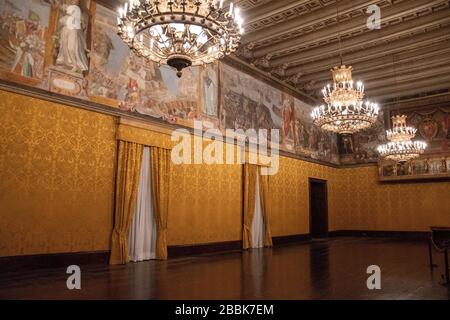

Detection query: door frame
(308, 178), (329, 237)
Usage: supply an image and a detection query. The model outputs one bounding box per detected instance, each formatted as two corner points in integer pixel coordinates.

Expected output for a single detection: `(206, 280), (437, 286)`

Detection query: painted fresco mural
(402, 106), (450, 155)
(0, 0), (50, 81)
(220, 63), (339, 163)
(339, 111), (386, 165)
(0, 1), (339, 164)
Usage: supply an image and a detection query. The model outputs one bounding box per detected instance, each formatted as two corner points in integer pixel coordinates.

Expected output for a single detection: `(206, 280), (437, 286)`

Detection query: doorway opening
(309, 178), (329, 238)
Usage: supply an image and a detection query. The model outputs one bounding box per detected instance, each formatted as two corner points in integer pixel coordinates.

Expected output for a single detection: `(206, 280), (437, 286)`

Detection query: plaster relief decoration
(48, 0), (91, 98)
(0, 0), (50, 83)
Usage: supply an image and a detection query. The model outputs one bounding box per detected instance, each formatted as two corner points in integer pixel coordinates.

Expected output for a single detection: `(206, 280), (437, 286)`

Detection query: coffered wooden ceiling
(106, 0), (450, 104)
(232, 0), (450, 104)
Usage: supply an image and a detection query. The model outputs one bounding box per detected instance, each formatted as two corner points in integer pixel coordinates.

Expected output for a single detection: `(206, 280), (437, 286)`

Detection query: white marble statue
(56, 4), (89, 73)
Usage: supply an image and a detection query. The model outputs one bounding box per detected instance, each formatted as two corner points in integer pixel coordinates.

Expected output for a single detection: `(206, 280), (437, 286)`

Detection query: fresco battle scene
(0, 0), (341, 164)
(1, 1), (448, 165)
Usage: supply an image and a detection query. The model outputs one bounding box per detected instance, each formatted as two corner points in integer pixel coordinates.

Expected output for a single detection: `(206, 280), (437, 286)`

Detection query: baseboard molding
(0, 231), (430, 271)
(0, 251), (109, 273)
(168, 234), (313, 258)
(329, 230), (429, 239)
(272, 234), (311, 246)
(168, 240), (242, 258)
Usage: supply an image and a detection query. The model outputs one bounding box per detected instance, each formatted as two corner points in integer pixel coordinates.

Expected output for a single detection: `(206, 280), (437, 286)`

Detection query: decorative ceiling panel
(234, 0), (450, 102)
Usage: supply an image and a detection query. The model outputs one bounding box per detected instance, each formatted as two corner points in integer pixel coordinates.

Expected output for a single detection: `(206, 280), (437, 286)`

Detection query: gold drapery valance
(117, 117), (277, 166)
(117, 118), (173, 150)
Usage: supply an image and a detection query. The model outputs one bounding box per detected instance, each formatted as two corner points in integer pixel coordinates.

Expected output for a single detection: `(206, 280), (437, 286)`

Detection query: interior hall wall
(0, 89), (340, 256)
(332, 166), (450, 231)
(2, 89), (448, 257)
(269, 156), (340, 237)
(168, 153), (243, 246)
(0, 90), (117, 257)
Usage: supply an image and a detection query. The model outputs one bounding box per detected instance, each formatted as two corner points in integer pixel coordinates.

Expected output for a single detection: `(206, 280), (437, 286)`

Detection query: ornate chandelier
(311, 65), (380, 134)
(117, 0), (244, 77)
(378, 115), (427, 162)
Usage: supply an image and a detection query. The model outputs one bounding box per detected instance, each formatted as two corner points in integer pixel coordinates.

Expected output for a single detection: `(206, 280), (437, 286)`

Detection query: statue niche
(47, 0), (92, 98)
(52, 0), (90, 75)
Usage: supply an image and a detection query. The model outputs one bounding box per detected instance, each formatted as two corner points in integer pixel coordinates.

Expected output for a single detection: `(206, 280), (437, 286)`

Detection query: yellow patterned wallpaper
(332, 166), (450, 231)
(1, 89), (449, 257)
(269, 157), (340, 236)
(0, 90), (117, 257)
(168, 161), (243, 245)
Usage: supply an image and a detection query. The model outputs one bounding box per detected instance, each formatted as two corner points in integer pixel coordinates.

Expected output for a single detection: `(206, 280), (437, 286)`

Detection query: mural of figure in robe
(202, 64), (218, 117)
(281, 95), (295, 150)
(55, 1), (89, 73)
(0, 0), (49, 80)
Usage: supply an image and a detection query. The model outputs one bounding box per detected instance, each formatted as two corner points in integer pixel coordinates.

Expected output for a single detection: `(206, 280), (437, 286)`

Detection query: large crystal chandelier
(311, 65), (379, 134)
(310, 0), (379, 134)
(377, 115), (427, 162)
(117, 0), (244, 77)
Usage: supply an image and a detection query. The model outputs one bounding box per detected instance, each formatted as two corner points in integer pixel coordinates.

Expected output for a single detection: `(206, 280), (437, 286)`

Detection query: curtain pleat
(151, 147), (171, 260)
(110, 141), (143, 265)
(251, 174), (265, 248)
(128, 147), (157, 262)
(243, 163), (257, 250)
(259, 172), (273, 247)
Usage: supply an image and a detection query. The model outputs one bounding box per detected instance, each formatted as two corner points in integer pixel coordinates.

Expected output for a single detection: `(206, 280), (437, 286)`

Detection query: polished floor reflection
(1, 237), (449, 299)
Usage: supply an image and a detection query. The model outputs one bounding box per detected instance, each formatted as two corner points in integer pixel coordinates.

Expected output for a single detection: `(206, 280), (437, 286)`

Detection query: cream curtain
(251, 174), (265, 248)
(259, 173), (273, 247)
(151, 147), (171, 260)
(243, 164), (273, 250)
(128, 147), (157, 262)
(110, 141), (143, 265)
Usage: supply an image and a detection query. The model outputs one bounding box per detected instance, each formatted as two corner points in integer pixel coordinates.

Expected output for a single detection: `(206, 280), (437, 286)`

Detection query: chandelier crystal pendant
(311, 65), (380, 134)
(117, 0), (244, 77)
(377, 115), (427, 162)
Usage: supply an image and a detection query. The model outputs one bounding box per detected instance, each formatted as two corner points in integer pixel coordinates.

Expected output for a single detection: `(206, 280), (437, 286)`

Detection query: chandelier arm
(185, 28), (211, 56)
(153, 27), (172, 54)
(117, 0), (242, 74)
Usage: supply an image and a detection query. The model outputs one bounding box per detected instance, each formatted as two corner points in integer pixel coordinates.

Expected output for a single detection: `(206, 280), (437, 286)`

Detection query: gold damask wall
(0, 90), (117, 257)
(333, 166), (450, 231)
(0, 89), (337, 255)
(1, 89), (449, 257)
(269, 156), (340, 236)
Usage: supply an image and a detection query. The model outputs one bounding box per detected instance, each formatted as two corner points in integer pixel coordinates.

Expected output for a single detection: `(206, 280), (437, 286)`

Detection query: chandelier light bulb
(117, 0), (243, 77)
(378, 115), (427, 162)
(311, 65), (379, 134)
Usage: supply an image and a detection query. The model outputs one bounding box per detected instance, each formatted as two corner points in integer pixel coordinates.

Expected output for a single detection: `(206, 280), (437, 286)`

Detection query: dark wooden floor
(1, 237), (449, 300)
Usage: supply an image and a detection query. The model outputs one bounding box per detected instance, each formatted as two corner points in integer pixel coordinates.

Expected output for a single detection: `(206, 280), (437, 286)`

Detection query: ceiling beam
(269, 9), (450, 69)
(373, 84), (450, 102)
(243, 0), (305, 25)
(282, 24), (450, 76)
(366, 74), (450, 101)
(296, 42), (450, 83)
(251, 0), (445, 59)
(242, 0), (380, 45)
(307, 55), (450, 91)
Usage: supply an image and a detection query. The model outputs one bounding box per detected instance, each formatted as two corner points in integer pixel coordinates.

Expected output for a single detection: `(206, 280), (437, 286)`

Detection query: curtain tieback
(114, 229), (128, 242)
